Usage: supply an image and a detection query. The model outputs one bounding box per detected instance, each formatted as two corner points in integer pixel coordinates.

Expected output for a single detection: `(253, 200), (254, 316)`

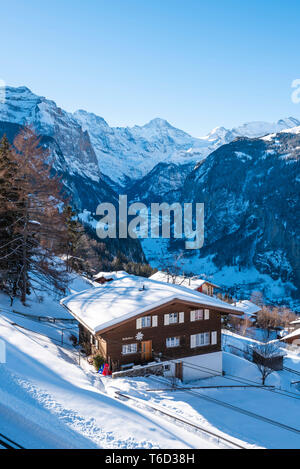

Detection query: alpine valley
(0, 86), (299, 307)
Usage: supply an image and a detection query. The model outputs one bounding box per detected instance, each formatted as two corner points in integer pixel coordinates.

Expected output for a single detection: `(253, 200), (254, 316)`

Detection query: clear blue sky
(1, 0), (300, 135)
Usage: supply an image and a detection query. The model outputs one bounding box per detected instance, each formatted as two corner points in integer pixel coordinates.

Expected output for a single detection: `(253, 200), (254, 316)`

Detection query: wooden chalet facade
(62, 273), (242, 381)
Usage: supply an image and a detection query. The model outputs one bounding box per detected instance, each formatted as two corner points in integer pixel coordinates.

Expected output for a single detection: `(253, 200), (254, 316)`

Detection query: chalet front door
(141, 340), (152, 361)
(175, 362), (183, 380)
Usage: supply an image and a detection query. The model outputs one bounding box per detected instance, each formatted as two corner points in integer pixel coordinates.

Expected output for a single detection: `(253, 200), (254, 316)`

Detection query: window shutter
(152, 315), (158, 327)
(179, 312), (184, 323)
(190, 334), (196, 348)
(190, 310), (196, 322)
(136, 318), (142, 329)
(211, 331), (217, 345)
(90, 335), (93, 344)
(164, 314), (170, 326)
(204, 309), (210, 320)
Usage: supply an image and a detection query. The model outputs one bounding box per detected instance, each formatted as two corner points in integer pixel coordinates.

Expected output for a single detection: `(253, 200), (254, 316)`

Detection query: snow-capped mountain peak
(0, 86), (299, 187)
(143, 117), (171, 128)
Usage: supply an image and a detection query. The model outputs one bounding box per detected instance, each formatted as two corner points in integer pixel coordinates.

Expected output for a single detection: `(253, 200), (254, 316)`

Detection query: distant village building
(233, 300), (262, 322)
(149, 271), (219, 297)
(93, 271), (128, 285)
(281, 318), (300, 346)
(61, 272), (242, 381)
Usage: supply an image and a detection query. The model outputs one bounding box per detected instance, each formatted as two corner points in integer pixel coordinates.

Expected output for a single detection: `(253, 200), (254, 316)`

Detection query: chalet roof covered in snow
(234, 300), (262, 317)
(149, 271), (219, 290)
(93, 271), (128, 281)
(61, 272), (242, 334)
(281, 328), (300, 342)
(290, 318), (300, 325)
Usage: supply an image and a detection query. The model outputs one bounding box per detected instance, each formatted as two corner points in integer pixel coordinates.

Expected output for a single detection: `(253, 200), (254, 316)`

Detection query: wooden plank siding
(90, 300), (224, 372)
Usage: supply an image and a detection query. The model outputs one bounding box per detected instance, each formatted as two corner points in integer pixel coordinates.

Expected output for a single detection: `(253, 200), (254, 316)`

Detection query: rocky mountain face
(74, 110), (300, 189)
(73, 111), (203, 186)
(127, 162), (194, 204)
(0, 89), (145, 263)
(178, 128), (300, 303)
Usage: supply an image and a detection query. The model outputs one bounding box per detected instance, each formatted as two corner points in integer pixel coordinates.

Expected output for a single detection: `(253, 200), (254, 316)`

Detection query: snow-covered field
(103, 350), (300, 449)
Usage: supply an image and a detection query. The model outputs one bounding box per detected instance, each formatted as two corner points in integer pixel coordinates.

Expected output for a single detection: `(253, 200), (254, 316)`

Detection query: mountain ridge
(1, 85), (299, 187)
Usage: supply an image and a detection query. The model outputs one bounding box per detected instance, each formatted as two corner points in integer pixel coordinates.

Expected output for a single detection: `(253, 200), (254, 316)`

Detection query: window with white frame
(122, 343), (138, 355)
(141, 316), (151, 328)
(152, 315), (158, 327)
(164, 312), (179, 325)
(190, 332), (210, 348)
(169, 312), (178, 324)
(166, 337), (180, 348)
(190, 309), (203, 321)
(136, 316), (151, 329)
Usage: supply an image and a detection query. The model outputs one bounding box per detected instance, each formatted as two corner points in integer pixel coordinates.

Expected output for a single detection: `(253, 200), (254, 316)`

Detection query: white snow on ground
(0, 312), (218, 449)
(103, 348), (300, 449)
(0, 272), (93, 320)
(1, 272), (299, 449)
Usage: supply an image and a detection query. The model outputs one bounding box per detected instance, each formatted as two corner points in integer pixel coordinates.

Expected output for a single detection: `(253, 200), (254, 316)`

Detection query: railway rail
(115, 389), (247, 449)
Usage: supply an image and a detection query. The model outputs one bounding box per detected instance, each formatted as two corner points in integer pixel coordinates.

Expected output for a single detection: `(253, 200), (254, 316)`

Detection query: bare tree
(0, 128), (69, 304)
(250, 340), (281, 385)
(159, 251), (185, 284)
(256, 306), (281, 338)
(250, 290), (264, 307)
(240, 315), (252, 336)
(280, 307), (297, 329)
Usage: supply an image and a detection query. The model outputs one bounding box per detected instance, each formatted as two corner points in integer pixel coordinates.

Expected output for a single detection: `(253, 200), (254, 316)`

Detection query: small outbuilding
(281, 328), (300, 347)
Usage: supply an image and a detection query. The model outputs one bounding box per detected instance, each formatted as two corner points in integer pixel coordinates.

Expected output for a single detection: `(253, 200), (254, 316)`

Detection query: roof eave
(94, 296), (243, 336)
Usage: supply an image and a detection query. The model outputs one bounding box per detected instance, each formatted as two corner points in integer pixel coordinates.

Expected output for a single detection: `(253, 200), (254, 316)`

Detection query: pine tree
(62, 205), (85, 272)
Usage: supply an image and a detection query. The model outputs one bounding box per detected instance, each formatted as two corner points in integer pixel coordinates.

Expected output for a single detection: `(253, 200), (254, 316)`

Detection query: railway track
(283, 366), (300, 377)
(148, 375), (300, 437)
(114, 389), (247, 449)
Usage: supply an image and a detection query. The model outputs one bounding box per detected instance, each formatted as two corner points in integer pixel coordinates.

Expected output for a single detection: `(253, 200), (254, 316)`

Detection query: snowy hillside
(1, 282), (299, 448)
(0, 264), (299, 449)
(1, 314), (221, 448)
(0, 275), (220, 449)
